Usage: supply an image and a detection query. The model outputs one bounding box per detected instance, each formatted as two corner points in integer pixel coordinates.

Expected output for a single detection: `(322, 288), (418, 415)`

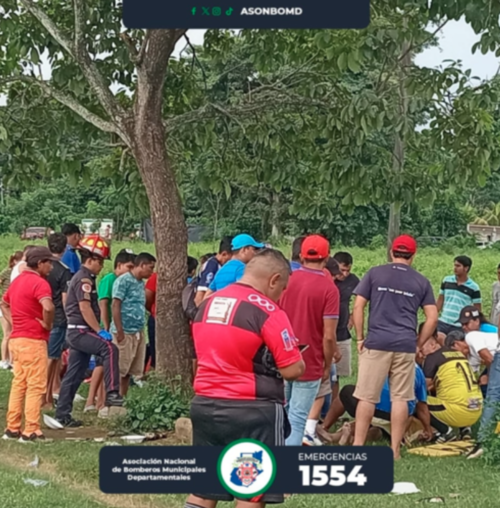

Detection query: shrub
(369, 234), (386, 249)
(118, 375), (191, 433)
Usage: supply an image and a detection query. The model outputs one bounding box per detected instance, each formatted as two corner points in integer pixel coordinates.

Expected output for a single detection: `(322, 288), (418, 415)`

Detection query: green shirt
(98, 272), (117, 327)
(110, 272), (146, 334)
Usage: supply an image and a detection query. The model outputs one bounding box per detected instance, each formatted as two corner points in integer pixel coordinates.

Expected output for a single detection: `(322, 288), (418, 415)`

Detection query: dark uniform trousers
(55, 328), (120, 419)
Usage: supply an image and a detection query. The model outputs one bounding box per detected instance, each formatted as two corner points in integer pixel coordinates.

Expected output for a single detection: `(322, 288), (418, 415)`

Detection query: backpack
(182, 276), (199, 321)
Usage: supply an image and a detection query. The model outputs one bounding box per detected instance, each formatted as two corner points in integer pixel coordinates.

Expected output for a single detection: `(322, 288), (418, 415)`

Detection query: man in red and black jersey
(186, 249), (305, 508)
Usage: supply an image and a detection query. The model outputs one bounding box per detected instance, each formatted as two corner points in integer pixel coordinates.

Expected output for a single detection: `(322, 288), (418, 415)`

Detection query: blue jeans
(48, 325), (67, 360)
(284, 379), (321, 446)
(478, 352), (500, 443)
(321, 364), (338, 419)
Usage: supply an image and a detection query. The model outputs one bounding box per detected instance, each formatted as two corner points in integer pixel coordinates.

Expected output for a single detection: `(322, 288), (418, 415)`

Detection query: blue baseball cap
(231, 234), (265, 251)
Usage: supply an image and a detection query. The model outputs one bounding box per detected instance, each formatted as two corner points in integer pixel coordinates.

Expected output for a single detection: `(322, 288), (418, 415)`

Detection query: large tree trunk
(131, 129), (192, 382)
(387, 33), (411, 261)
(128, 29), (192, 384)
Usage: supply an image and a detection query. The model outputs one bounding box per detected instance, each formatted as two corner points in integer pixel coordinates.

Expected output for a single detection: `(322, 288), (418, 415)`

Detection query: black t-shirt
(335, 273), (360, 341)
(65, 266), (100, 326)
(47, 260), (72, 326)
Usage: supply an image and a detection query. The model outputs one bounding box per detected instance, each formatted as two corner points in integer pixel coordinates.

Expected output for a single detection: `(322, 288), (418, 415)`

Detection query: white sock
(305, 419), (318, 436)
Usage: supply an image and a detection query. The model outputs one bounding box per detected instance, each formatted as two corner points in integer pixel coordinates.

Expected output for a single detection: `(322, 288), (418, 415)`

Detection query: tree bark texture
(127, 30), (192, 382)
(387, 32), (411, 261)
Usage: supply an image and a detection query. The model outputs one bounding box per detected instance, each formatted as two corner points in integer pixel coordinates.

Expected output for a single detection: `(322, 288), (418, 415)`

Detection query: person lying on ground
(318, 363), (434, 445)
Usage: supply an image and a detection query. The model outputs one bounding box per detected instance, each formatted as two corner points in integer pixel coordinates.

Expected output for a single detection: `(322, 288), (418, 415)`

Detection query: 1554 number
(299, 465), (367, 487)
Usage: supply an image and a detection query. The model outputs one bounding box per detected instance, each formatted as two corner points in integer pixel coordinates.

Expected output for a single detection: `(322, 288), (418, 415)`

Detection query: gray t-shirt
(491, 281), (500, 326)
(354, 263), (436, 353)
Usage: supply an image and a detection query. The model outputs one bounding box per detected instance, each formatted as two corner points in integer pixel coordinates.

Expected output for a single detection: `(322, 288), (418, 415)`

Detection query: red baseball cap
(391, 235), (417, 255)
(301, 235), (330, 260)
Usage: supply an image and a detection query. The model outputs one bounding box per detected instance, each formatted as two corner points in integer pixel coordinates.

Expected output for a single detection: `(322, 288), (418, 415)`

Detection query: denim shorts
(48, 325), (67, 359)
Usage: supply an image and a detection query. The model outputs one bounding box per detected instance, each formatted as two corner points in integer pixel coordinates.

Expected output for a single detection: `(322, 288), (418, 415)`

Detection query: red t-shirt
(145, 273), (157, 317)
(279, 267), (340, 381)
(193, 283), (302, 403)
(3, 270), (52, 341)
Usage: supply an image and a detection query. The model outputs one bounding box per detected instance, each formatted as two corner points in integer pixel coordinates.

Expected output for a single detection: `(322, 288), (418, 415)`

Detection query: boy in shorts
(111, 253), (156, 396)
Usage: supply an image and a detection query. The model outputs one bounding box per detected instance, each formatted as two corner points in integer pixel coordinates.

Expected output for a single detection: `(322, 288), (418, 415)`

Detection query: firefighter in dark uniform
(55, 235), (123, 427)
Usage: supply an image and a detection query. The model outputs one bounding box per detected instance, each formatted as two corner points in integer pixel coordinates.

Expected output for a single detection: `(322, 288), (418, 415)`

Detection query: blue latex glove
(98, 329), (113, 341)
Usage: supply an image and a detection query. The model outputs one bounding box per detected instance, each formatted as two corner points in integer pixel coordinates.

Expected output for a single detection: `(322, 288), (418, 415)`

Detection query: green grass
(1, 237), (500, 506)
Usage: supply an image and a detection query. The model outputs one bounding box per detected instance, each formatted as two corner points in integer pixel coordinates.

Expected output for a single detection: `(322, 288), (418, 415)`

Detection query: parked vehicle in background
(21, 227), (49, 240)
(81, 219), (114, 239)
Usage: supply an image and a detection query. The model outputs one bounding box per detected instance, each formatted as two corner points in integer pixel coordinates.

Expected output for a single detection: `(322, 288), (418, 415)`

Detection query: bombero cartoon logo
(217, 439), (276, 498)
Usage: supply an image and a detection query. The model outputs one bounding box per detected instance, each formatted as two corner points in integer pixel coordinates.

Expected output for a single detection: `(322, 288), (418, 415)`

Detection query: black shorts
(340, 385), (391, 437)
(437, 321), (461, 336)
(191, 396), (289, 504)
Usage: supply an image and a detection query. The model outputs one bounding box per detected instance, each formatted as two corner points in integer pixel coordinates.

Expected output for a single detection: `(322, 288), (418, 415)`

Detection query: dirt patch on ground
(44, 426), (109, 441)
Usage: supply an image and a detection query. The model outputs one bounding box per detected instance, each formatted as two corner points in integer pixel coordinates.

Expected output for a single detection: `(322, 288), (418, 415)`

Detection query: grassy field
(1, 235), (500, 507)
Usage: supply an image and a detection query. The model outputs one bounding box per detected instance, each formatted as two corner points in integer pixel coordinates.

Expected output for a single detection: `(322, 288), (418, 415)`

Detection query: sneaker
(56, 416), (83, 428)
(2, 429), (21, 440)
(84, 405), (97, 413)
(460, 427), (472, 441)
(435, 427), (456, 444)
(74, 394), (85, 403)
(467, 443), (484, 459)
(302, 432), (323, 446)
(105, 392), (124, 407)
(0, 360), (10, 370)
(19, 433), (46, 443)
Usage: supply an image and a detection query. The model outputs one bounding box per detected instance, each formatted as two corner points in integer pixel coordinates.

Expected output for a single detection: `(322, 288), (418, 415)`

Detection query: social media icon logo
(212, 6), (221, 16)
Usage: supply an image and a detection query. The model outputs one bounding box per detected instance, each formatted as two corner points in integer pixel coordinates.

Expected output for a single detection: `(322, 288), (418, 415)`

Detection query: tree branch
(19, 0), (73, 54)
(19, 0), (126, 128)
(137, 30), (151, 66)
(399, 20), (449, 63)
(120, 32), (139, 59)
(0, 76), (119, 134)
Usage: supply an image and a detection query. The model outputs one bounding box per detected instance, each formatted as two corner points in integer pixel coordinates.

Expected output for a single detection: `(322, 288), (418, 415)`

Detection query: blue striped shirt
(439, 275), (481, 325)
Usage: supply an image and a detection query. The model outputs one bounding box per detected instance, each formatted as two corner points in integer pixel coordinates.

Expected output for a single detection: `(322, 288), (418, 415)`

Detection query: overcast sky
(1, 20), (498, 106)
(175, 22), (499, 79)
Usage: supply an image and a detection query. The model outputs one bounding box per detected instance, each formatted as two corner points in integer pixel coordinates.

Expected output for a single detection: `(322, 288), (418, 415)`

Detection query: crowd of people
(0, 227), (499, 474)
(186, 229), (500, 508)
(0, 224), (158, 439)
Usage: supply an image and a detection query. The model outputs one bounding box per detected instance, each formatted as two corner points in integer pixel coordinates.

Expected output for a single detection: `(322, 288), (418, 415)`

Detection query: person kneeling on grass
(111, 253), (156, 397)
(1, 247), (55, 442)
(317, 364), (433, 446)
(445, 324), (500, 459)
(422, 330), (482, 443)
